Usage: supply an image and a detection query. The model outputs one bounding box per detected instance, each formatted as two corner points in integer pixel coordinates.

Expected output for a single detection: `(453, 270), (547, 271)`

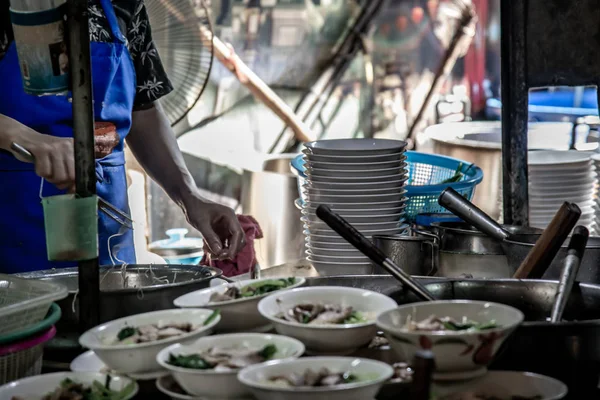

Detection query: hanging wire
(146, 0), (214, 127)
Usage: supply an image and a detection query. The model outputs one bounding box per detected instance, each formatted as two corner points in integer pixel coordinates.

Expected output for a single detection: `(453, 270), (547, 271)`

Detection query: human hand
(12, 127), (76, 191)
(183, 195), (245, 260)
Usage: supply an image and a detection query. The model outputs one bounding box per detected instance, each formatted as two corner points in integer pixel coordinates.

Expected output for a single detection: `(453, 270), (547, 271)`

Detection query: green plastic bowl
(0, 303), (61, 345)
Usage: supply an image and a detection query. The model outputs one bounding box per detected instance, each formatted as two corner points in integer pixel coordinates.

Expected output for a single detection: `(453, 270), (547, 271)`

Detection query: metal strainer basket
(0, 274), (68, 336)
(0, 326), (56, 384)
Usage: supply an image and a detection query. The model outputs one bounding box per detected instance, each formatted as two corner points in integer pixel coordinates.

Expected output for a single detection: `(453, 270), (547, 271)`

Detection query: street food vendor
(0, 0), (244, 274)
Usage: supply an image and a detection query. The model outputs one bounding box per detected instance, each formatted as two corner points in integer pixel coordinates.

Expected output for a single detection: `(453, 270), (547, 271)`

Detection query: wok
(388, 279), (600, 398)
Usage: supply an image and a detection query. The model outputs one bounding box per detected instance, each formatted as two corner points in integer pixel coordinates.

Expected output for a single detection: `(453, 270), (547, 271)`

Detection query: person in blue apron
(0, 0), (244, 274)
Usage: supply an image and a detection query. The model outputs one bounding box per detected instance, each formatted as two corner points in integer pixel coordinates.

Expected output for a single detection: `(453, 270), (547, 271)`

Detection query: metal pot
(422, 222), (543, 278)
(372, 235), (438, 276)
(426, 121), (574, 220)
(240, 154), (305, 269)
(387, 278), (600, 398)
(16, 265), (220, 334)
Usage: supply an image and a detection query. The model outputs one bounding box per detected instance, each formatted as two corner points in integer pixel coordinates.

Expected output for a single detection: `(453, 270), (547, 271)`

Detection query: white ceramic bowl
(258, 286), (397, 355)
(173, 277), (306, 333)
(308, 259), (374, 276)
(377, 300), (524, 375)
(434, 371), (568, 400)
(156, 375), (201, 400)
(306, 244), (368, 258)
(302, 217), (404, 232)
(303, 184), (406, 195)
(305, 225), (409, 238)
(306, 251), (369, 264)
(0, 372), (138, 400)
(304, 138), (407, 155)
(157, 333), (305, 398)
(528, 150), (592, 166)
(79, 309), (220, 374)
(303, 205), (406, 216)
(237, 356), (394, 400)
(303, 150), (405, 163)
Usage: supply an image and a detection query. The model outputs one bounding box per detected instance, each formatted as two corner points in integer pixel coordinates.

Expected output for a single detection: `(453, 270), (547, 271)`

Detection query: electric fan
(146, 0), (214, 126)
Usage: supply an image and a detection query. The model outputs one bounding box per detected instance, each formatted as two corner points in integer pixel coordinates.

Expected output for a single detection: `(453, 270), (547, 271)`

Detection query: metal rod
(500, 0), (529, 225)
(66, 0), (100, 332)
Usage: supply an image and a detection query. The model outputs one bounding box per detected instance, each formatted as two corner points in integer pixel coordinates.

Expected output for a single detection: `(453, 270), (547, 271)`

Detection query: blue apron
(0, 0), (137, 273)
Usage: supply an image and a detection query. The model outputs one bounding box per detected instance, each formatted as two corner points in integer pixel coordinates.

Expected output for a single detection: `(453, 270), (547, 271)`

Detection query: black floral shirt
(0, 0), (173, 109)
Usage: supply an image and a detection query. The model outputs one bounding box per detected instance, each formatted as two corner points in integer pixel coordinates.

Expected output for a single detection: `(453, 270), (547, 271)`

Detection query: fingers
(32, 139), (75, 190)
(200, 224), (224, 258)
(223, 216), (245, 259)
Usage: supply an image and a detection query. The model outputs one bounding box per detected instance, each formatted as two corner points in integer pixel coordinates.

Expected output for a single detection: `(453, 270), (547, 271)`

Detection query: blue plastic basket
(290, 151), (484, 223)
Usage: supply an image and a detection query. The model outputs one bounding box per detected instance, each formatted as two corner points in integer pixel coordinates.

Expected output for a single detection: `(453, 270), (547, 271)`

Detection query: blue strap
(99, 0), (126, 44)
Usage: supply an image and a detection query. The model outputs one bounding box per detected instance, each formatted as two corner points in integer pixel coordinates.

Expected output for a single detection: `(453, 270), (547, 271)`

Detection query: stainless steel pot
(426, 121), (574, 220)
(387, 278), (600, 398)
(16, 265), (221, 332)
(372, 235), (438, 276)
(423, 222), (544, 278)
(241, 154), (305, 269)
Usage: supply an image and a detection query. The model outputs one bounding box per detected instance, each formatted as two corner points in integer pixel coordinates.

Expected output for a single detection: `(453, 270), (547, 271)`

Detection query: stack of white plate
(302, 138), (409, 275)
(528, 150), (595, 230)
(592, 154), (600, 233)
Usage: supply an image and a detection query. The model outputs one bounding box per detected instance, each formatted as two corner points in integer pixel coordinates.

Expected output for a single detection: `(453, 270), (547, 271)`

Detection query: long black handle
(409, 350), (435, 400)
(316, 205), (436, 301)
(438, 187), (510, 241)
(550, 225), (589, 323)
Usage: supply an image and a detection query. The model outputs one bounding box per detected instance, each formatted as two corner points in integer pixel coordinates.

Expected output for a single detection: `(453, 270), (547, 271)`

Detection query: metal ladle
(11, 142), (133, 229)
(316, 205), (436, 301)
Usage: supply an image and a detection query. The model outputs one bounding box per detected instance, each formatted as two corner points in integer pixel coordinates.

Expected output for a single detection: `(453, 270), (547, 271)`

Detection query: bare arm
(126, 102), (244, 258)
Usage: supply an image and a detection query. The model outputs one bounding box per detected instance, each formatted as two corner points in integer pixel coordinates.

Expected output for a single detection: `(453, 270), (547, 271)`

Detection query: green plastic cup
(42, 194), (98, 261)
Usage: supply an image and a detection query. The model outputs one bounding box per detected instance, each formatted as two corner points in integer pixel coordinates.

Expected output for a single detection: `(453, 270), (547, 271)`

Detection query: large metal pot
(425, 222), (543, 278)
(388, 279), (600, 398)
(240, 154), (305, 269)
(425, 121), (574, 220)
(17, 265), (220, 332)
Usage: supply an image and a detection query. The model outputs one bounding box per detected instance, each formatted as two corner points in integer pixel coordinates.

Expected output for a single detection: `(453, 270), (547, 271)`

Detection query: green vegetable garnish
(117, 327), (137, 341)
(342, 311), (367, 324)
(259, 344), (278, 360)
(168, 353), (213, 370)
(441, 319), (498, 331)
(204, 309), (221, 326)
(239, 278), (296, 297)
(49, 378), (135, 400)
(342, 372), (358, 383)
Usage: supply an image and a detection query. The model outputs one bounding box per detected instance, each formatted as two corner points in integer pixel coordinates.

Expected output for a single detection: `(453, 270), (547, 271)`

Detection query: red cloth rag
(200, 215), (263, 277)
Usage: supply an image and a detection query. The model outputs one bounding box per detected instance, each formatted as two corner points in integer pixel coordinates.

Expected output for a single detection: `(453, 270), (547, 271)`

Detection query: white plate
(303, 150), (405, 163)
(306, 179), (407, 191)
(302, 210), (405, 224)
(528, 150), (592, 166)
(156, 375), (203, 400)
(306, 165), (406, 178)
(304, 200), (407, 210)
(306, 159), (407, 171)
(302, 217), (404, 231)
(304, 138), (407, 155)
(528, 175), (596, 186)
(305, 225), (409, 237)
(306, 252), (370, 264)
(70, 350), (168, 381)
(307, 172), (408, 184)
(305, 245), (365, 258)
(303, 183), (406, 194)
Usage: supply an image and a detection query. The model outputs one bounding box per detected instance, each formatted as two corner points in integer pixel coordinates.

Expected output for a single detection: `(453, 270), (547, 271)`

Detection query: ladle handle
(438, 187), (510, 241)
(316, 205), (436, 301)
(513, 202), (581, 279)
(550, 225), (589, 322)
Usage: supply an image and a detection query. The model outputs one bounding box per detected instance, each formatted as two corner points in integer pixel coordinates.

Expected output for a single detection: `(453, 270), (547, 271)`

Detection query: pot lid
(149, 229), (204, 257)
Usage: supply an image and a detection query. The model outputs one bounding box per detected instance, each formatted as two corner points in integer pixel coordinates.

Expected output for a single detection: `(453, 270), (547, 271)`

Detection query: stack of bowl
(592, 154), (600, 233)
(528, 151), (595, 229)
(301, 139), (409, 275)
